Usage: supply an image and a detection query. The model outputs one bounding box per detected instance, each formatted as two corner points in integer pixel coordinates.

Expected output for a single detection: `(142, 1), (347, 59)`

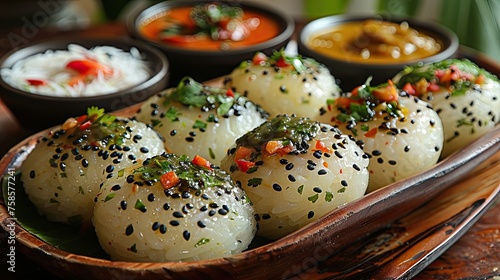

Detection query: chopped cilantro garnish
(325, 191), (333, 202)
(134, 199), (146, 212)
(193, 120), (207, 130)
(104, 193), (116, 202)
(297, 185), (304, 194)
(308, 194), (319, 203)
(247, 177), (262, 187)
(195, 238), (210, 247)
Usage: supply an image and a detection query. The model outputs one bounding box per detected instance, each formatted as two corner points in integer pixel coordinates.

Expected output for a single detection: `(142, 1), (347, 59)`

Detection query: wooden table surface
(0, 22), (499, 280)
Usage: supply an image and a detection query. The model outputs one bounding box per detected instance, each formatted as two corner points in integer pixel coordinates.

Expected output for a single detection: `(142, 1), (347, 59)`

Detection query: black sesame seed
(208, 210), (216, 216)
(173, 211), (184, 218)
(318, 169), (327, 175)
(352, 164), (360, 171)
(183, 230), (191, 241)
(159, 224), (167, 234)
(404, 146), (410, 152)
(218, 208), (228, 215)
(209, 203), (218, 208)
(272, 184), (282, 192)
(313, 187), (322, 193)
(163, 203), (170, 210)
(285, 163), (294, 170)
(120, 200), (127, 210)
(334, 151), (343, 159)
(106, 165), (114, 173)
(288, 174), (296, 182)
(197, 221), (206, 228)
(29, 170), (35, 178)
(388, 160), (397, 165)
(262, 214), (271, 220)
(307, 211), (314, 219)
(313, 150), (322, 159)
(111, 184), (121, 191)
(182, 191), (191, 199)
(341, 180), (348, 187)
(140, 147), (149, 153)
(60, 153), (68, 161)
(148, 193), (155, 202)
(170, 220), (180, 226)
(126, 175), (135, 183)
(125, 224), (134, 236)
(152, 222), (160, 231)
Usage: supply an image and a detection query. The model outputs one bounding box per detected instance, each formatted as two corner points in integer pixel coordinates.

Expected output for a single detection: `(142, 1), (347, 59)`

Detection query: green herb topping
(60, 106), (129, 146)
(236, 115), (320, 154)
(166, 77), (268, 118)
(394, 58), (499, 97)
(333, 79), (404, 123)
(131, 153), (232, 191)
(241, 48), (319, 74)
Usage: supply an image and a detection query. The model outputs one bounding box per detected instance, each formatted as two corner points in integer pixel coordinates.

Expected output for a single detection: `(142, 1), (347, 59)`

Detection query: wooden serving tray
(0, 82), (499, 279)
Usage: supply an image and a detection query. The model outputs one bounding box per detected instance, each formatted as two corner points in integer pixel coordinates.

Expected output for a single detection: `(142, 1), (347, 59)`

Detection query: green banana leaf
(1, 172), (108, 259)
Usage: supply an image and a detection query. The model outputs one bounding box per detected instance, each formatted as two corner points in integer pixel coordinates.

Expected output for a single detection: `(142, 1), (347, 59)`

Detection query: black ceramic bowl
(127, 0), (295, 86)
(0, 37), (169, 130)
(298, 14), (459, 91)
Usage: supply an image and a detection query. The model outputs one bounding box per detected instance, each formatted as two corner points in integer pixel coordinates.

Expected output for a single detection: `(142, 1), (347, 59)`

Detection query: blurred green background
(1, 0), (498, 63)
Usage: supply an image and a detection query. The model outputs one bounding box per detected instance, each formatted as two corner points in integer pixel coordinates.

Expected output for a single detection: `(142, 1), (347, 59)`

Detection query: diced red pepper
(335, 97), (357, 109)
(234, 146), (253, 161)
(226, 88), (235, 97)
(79, 120), (92, 131)
(275, 56), (289, 68)
(265, 140), (294, 156)
(475, 74), (485, 85)
(402, 83), (417, 96)
(192, 155), (212, 170)
(160, 171), (180, 190)
(372, 80), (398, 102)
(252, 52), (267, 65)
(76, 115), (88, 124)
(351, 85), (363, 96)
(364, 127), (378, 138)
(314, 140), (332, 153)
(65, 59), (113, 87)
(66, 59), (112, 76)
(26, 79), (47, 86)
(427, 83), (440, 92)
(235, 159), (255, 173)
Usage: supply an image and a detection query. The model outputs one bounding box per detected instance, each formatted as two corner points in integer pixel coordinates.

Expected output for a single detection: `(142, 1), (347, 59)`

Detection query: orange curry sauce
(139, 7), (281, 51)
